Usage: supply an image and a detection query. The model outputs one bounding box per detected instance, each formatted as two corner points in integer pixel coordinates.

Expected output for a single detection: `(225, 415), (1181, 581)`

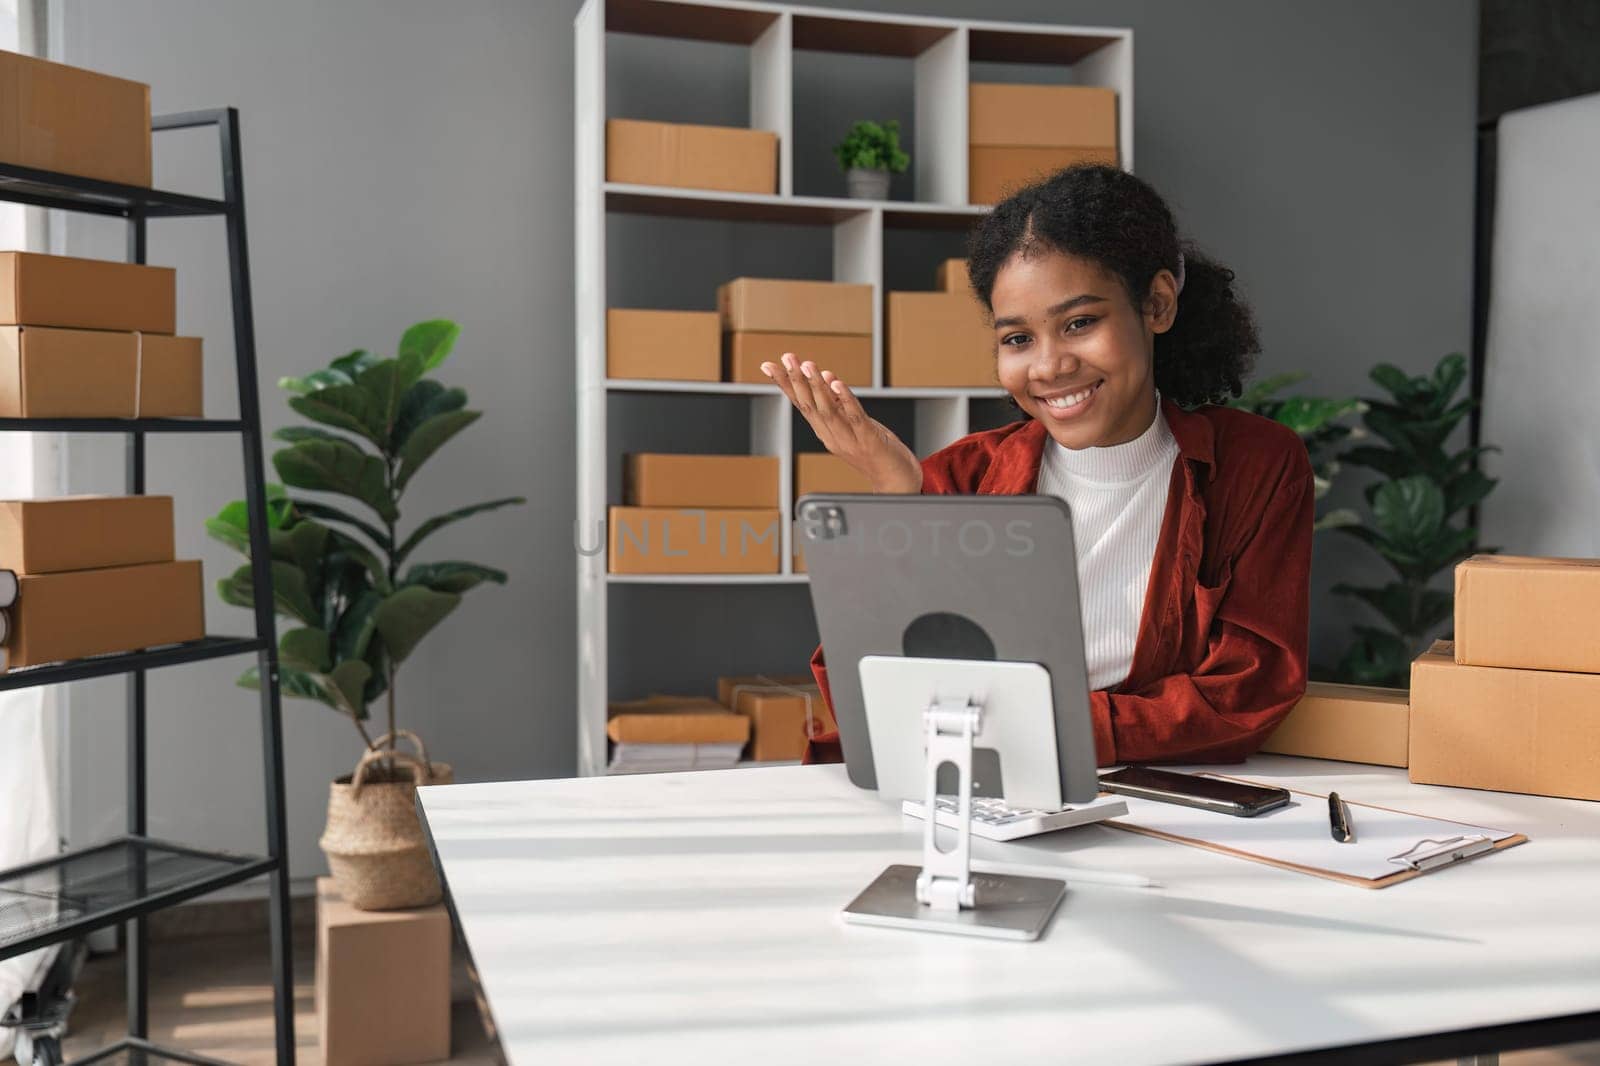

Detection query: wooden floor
(51, 915), (1599, 1066)
(59, 919), (498, 1066)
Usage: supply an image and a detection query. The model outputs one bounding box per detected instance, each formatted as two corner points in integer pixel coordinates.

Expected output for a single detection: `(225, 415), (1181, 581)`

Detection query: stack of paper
(608, 742), (746, 774)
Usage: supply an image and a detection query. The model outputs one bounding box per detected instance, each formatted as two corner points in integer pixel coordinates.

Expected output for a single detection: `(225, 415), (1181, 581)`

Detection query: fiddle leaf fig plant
(207, 320), (525, 753)
(1332, 353), (1497, 687)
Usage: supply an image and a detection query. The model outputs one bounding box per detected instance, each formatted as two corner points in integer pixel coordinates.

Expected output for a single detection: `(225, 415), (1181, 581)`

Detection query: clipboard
(1104, 775), (1528, 889)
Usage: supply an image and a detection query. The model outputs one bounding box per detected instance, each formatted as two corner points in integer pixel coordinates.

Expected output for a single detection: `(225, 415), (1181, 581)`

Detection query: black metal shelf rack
(0, 110), (295, 1066)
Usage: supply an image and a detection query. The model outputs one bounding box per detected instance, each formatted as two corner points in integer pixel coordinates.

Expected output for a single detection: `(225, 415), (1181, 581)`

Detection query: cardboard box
(1409, 641), (1600, 801)
(5, 560), (204, 669)
(606, 308), (721, 382)
(718, 278), (873, 336)
(606, 118), (777, 195)
(936, 259), (970, 295)
(885, 291), (997, 387)
(316, 877), (450, 1066)
(0, 326), (201, 418)
(968, 84), (1117, 149)
(0, 50), (151, 187)
(139, 334), (204, 417)
(793, 453), (873, 572)
(725, 331), (872, 386)
(0, 495), (175, 575)
(718, 674), (833, 761)
(0, 253), (175, 333)
(608, 506), (780, 574)
(1258, 682), (1409, 767)
(969, 146), (1118, 206)
(624, 453), (778, 509)
(1454, 555), (1600, 673)
(606, 709), (750, 745)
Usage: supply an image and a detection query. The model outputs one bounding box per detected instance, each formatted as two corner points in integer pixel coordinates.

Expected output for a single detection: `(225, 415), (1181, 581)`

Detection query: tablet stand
(841, 658), (1069, 941)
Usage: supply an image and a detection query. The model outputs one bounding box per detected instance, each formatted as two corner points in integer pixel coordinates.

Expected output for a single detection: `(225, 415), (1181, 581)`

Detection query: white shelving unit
(575, 0), (1133, 776)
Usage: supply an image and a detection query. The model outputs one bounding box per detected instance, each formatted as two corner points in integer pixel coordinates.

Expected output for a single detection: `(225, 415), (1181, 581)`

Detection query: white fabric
(1035, 400), (1179, 691)
(0, 687), (58, 1056)
(1479, 91), (1600, 557)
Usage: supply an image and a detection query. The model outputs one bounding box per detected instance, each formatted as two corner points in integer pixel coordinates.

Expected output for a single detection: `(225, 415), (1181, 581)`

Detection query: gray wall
(57, 0), (1476, 885)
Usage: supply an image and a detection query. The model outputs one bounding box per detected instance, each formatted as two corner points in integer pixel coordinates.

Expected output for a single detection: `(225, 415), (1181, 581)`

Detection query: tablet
(797, 493), (1099, 805)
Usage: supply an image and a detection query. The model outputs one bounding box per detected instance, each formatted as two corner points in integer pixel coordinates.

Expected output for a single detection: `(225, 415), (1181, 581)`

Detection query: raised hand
(761, 353), (922, 494)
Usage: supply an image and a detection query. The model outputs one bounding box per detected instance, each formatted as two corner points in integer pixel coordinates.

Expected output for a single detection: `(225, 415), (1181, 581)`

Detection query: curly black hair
(965, 165), (1258, 408)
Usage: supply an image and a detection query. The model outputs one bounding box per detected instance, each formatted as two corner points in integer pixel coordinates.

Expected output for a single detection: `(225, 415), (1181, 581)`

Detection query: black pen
(1328, 791), (1355, 844)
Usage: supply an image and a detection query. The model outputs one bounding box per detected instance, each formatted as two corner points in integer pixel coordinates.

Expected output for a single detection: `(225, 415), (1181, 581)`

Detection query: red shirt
(805, 398), (1314, 766)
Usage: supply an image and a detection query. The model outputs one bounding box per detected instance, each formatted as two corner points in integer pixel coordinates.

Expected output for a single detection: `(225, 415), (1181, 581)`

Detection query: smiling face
(991, 248), (1179, 450)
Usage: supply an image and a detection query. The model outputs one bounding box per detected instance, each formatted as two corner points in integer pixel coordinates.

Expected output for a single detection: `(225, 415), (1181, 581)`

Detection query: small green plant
(206, 320), (525, 754)
(832, 119), (910, 173)
(1332, 353), (1497, 687)
(1227, 372), (1364, 531)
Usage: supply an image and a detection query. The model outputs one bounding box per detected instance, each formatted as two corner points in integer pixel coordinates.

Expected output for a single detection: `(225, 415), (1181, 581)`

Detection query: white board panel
(1480, 92), (1600, 558)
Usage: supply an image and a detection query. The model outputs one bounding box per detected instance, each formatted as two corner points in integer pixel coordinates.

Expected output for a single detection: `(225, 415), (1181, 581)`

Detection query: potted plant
(207, 319), (524, 909)
(1331, 353), (1497, 686)
(832, 119), (910, 200)
(1226, 371), (1365, 531)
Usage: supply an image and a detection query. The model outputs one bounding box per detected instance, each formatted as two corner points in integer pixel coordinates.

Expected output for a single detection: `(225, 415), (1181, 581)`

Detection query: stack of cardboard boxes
(1409, 555), (1600, 801)
(0, 496), (204, 670)
(607, 277), (872, 386)
(968, 84), (1119, 206)
(605, 694), (750, 773)
(608, 453), (781, 575)
(605, 671), (833, 771)
(886, 258), (996, 387)
(718, 673), (833, 762)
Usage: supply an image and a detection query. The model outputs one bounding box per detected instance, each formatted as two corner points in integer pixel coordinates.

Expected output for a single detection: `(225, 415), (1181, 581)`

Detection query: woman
(763, 165), (1313, 766)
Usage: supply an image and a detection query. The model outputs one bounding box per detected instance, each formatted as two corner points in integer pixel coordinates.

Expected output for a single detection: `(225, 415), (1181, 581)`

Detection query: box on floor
(624, 454), (778, 509)
(0, 50), (151, 186)
(1258, 681), (1409, 767)
(0, 326), (202, 418)
(606, 308), (720, 382)
(718, 674), (833, 761)
(1409, 640), (1600, 802)
(316, 877), (450, 1066)
(606, 118), (777, 195)
(1453, 554), (1600, 674)
(4, 560), (204, 668)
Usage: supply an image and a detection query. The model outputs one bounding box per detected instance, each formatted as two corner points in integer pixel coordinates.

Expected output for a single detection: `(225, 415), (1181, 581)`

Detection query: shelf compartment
(0, 161), (227, 219)
(0, 636), (265, 693)
(0, 837), (275, 960)
(0, 418), (245, 434)
(606, 0), (780, 44)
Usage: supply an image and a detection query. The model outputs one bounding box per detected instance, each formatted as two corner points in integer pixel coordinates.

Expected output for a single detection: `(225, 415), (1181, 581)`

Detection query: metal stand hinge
(916, 697), (983, 911)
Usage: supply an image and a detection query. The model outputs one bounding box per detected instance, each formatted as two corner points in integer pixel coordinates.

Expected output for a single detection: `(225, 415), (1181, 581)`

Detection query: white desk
(417, 756), (1600, 1065)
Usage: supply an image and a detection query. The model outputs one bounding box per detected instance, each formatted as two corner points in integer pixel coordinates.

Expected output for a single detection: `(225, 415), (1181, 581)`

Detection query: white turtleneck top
(1034, 401), (1180, 691)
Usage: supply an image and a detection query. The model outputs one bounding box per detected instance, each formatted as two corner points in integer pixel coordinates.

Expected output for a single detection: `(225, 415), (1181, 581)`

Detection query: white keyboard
(901, 793), (1129, 841)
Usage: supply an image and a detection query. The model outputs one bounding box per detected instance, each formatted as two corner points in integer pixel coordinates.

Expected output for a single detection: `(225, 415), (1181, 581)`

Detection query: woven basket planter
(320, 731), (453, 911)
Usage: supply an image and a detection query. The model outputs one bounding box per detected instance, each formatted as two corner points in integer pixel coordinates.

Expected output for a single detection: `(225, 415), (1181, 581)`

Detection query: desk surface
(417, 757), (1600, 1066)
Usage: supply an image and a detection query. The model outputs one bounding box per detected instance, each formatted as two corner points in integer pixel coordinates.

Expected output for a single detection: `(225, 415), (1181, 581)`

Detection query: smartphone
(1098, 766), (1291, 817)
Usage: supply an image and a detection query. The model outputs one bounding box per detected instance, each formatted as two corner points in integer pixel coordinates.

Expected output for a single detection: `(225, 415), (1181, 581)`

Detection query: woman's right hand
(762, 353), (923, 495)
